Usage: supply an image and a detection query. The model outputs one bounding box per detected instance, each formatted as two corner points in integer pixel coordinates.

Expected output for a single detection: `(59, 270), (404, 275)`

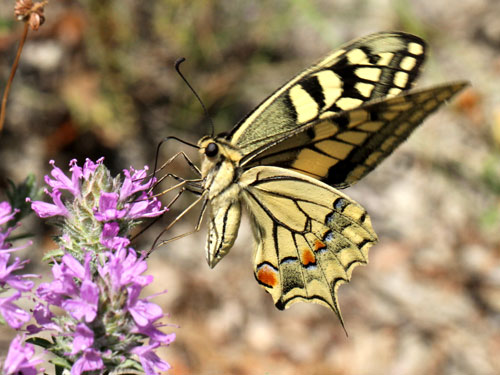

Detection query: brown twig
(0, 22), (29, 134)
(0, 0), (47, 135)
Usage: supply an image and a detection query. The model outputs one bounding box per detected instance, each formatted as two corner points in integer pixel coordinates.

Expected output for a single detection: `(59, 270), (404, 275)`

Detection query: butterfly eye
(205, 142), (219, 157)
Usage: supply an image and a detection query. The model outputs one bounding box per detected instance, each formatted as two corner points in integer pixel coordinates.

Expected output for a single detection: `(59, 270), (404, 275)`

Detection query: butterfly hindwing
(243, 81), (468, 187)
(228, 32), (427, 156)
(239, 166), (377, 322)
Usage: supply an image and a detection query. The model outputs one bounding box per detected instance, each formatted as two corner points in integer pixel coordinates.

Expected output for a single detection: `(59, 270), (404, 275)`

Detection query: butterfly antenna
(175, 57), (215, 137)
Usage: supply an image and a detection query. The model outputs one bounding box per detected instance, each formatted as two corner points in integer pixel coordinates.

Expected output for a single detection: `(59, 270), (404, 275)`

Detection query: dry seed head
(14, 0), (47, 31)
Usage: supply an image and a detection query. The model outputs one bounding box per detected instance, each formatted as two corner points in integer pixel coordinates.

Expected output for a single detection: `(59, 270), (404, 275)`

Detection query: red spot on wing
(314, 240), (326, 251)
(301, 248), (316, 266)
(256, 265), (278, 288)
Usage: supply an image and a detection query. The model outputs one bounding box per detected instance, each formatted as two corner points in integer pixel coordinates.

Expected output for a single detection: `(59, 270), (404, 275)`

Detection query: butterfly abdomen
(206, 184), (242, 268)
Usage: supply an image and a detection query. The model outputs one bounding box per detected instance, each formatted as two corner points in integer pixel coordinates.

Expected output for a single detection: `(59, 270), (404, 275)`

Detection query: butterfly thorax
(198, 136), (244, 199)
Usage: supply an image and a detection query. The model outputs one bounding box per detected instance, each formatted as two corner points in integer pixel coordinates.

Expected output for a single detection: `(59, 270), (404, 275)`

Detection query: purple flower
(0, 228), (32, 253)
(119, 166), (167, 219)
(0, 229), (14, 251)
(30, 189), (69, 218)
(82, 158), (103, 180)
(3, 335), (42, 375)
(0, 252), (35, 292)
(0, 202), (23, 250)
(29, 303), (58, 333)
(36, 260), (78, 306)
(100, 222), (130, 250)
(132, 342), (171, 375)
(32, 159), (167, 241)
(98, 247), (152, 291)
(37, 253), (99, 323)
(30, 159), (107, 220)
(0, 200), (38, 331)
(44, 160), (81, 197)
(71, 323), (94, 354)
(136, 324), (176, 346)
(95, 191), (166, 223)
(35, 254), (83, 307)
(33, 247), (175, 373)
(94, 192), (127, 222)
(62, 253), (90, 280)
(27, 159), (174, 373)
(119, 166), (153, 201)
(127, 285), (163, 327)
(125, 193), (166, 219)
(0, 202), (16, 226)
(125, 282), (175, 345)
(62, 278), (99, 323)
(71, 348), (103, 375)
(0, 292), (31, 329)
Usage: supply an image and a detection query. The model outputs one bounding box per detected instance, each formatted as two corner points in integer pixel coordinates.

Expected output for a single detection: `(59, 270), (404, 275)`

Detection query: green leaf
(26, 337), (54, 349)
(42, 248), (65, 262)
(50, 356), (72, 370)
(5, 174), (43, 225)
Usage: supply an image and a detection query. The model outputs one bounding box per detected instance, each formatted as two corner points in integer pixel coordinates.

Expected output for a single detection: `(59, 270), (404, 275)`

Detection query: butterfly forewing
(243, 81), (468, 187)
(240, 166), (377, 322)
(228, 32), (427, 156)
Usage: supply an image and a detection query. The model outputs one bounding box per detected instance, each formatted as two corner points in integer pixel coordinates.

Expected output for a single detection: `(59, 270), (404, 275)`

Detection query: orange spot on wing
(301, 248), (316, 266)
(314, 240), (326, 251)
(256, 265), (278, 288)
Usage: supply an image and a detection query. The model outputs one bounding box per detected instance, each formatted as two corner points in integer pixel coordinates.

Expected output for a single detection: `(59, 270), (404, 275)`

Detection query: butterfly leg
(155, 150), (201, 177)
(132, 180), (197, 242)
(151, 135), (201, 186)
(149, 192), (208, 253)
(153, 177), (203, 198)
(132, 174), (202, 241)
(151, 151), (203, 198)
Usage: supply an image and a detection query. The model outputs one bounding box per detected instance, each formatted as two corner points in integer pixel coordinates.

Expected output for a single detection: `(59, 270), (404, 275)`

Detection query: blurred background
(0, 0), (499, 374)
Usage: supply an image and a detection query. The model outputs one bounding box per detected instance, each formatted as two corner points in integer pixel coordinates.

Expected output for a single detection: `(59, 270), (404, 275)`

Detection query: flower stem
(0, 22), (30, 135)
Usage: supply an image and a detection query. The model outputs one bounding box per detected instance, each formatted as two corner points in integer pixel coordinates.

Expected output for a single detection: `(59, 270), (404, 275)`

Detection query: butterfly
(166, 31), (467, 327)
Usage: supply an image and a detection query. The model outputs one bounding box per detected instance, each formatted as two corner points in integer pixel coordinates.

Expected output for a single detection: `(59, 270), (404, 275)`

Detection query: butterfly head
(196, 136), (243, 199)
(198, 136), (220, 160)
(204, 141), (219, 158)
(198, 136), (243, 173)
